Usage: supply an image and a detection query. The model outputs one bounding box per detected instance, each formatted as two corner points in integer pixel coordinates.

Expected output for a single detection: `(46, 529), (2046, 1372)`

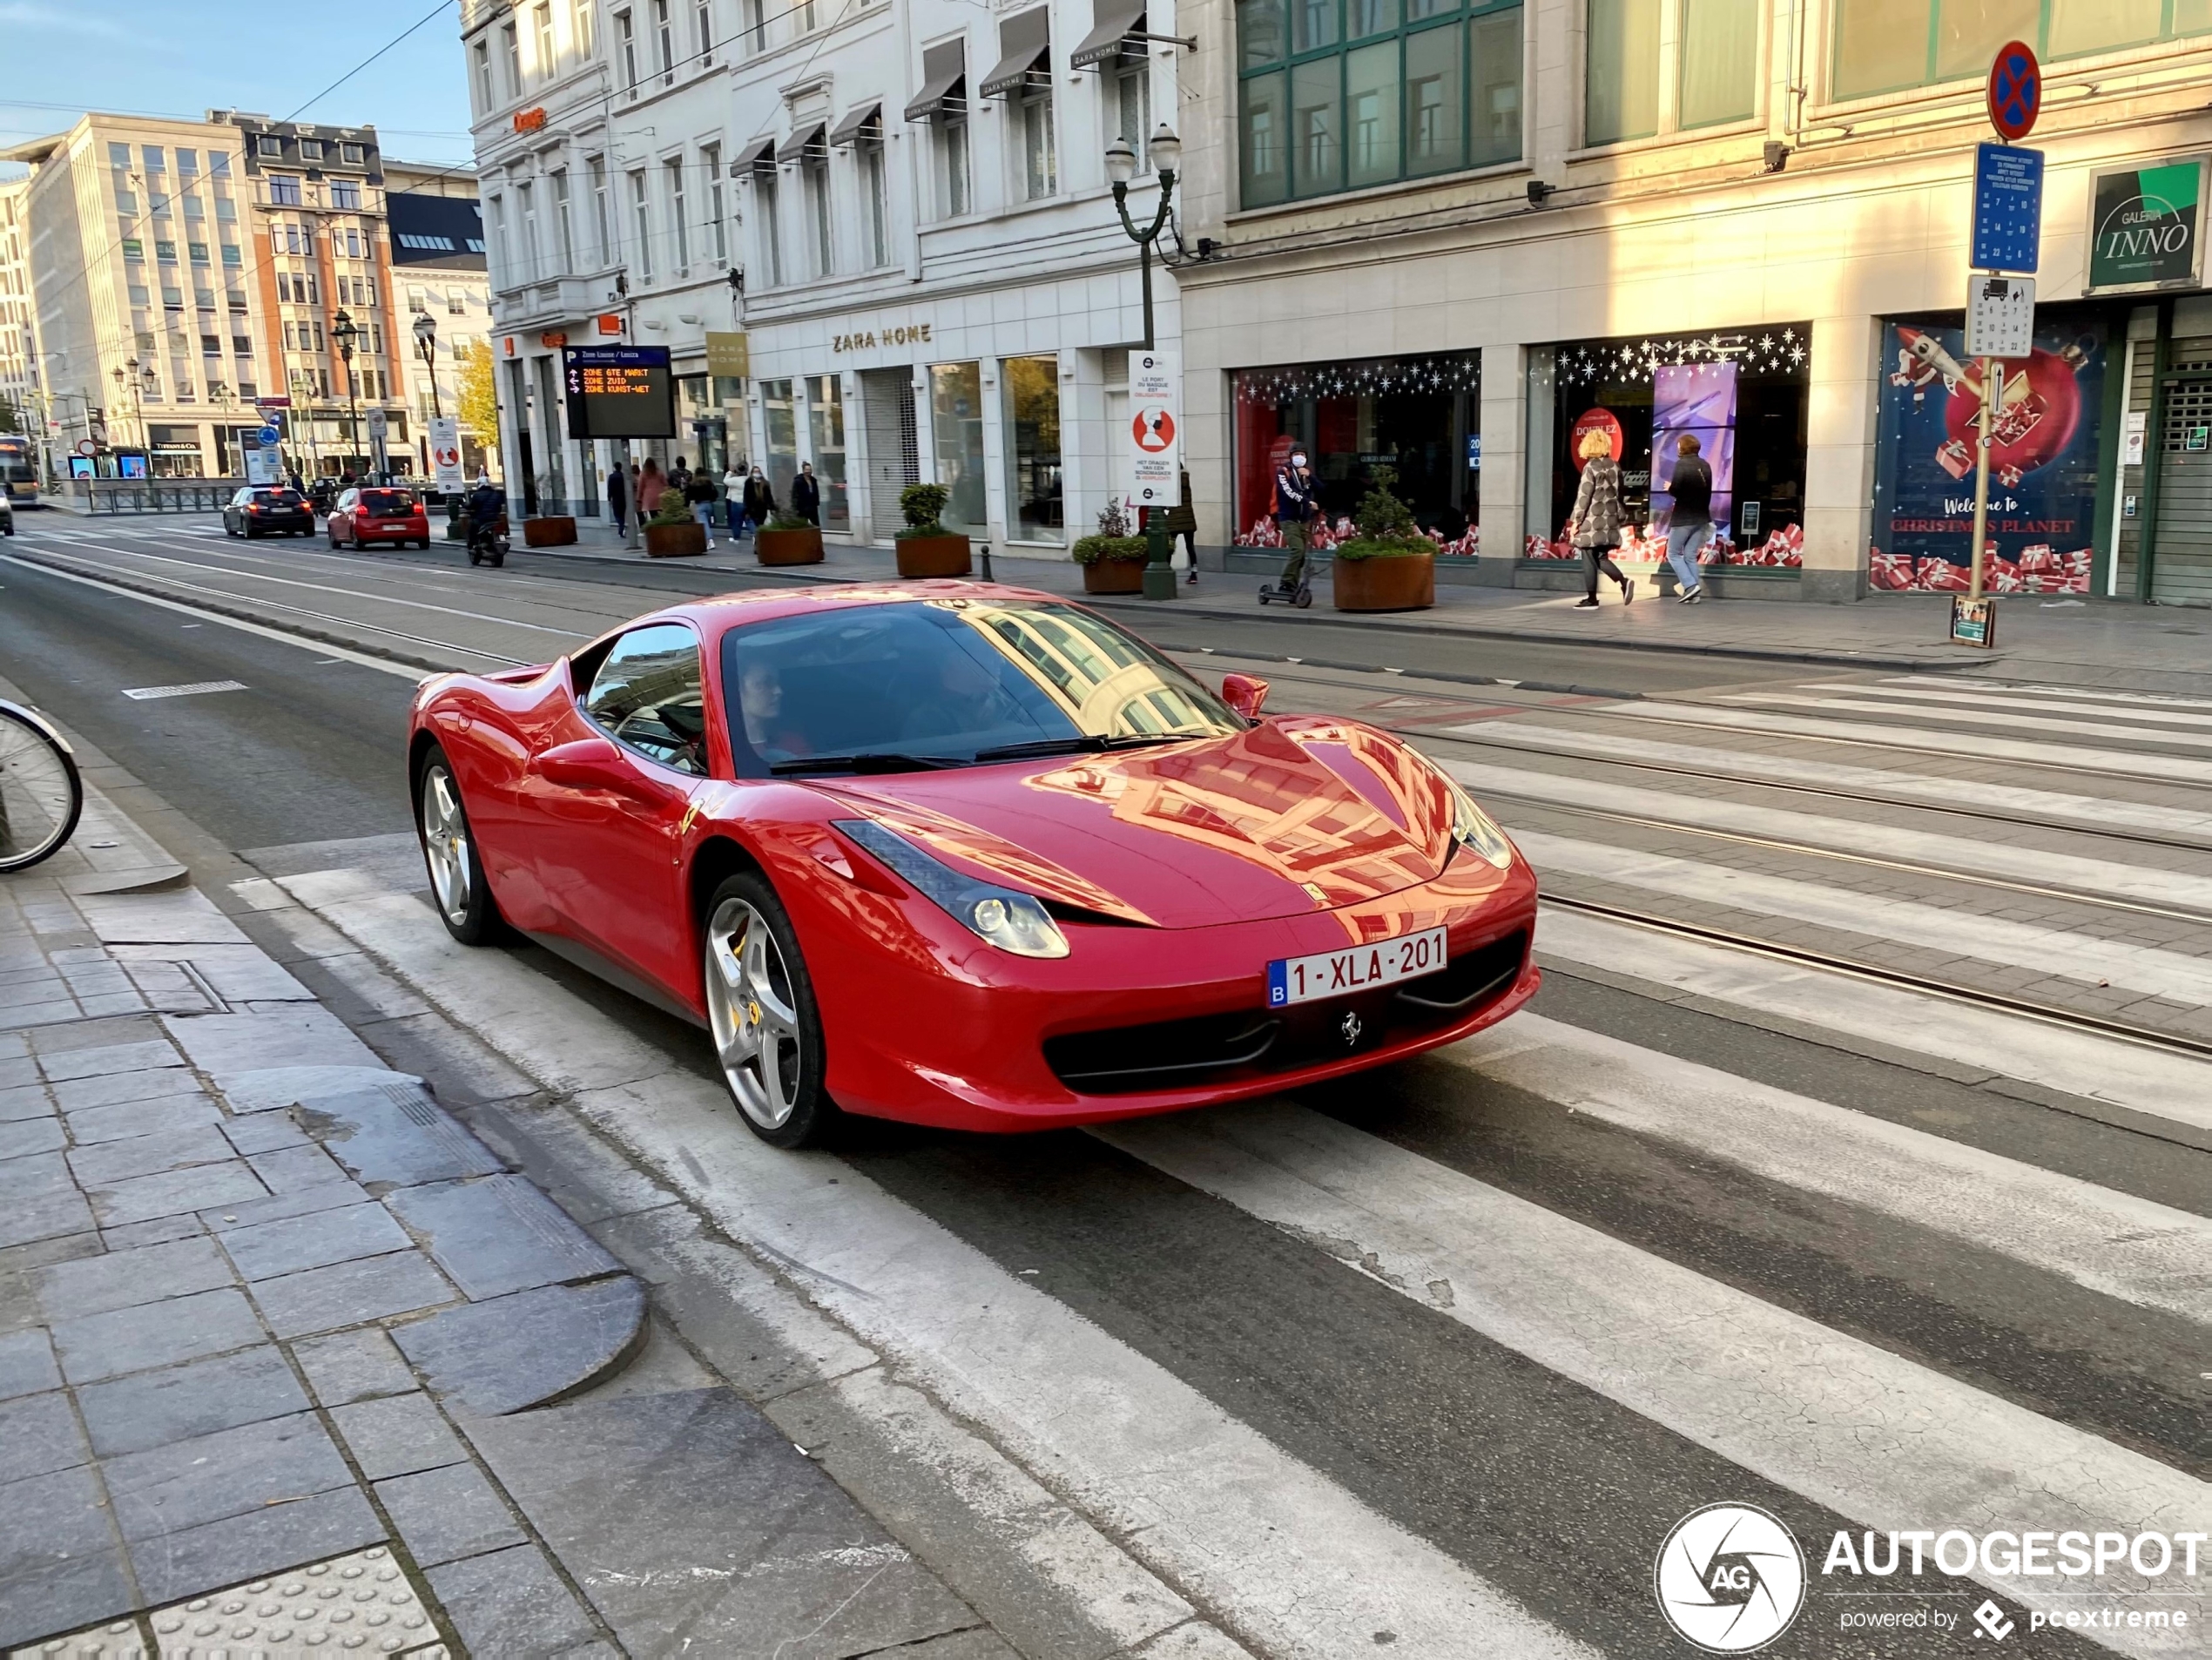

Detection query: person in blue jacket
(1271, 446), (1318, 596)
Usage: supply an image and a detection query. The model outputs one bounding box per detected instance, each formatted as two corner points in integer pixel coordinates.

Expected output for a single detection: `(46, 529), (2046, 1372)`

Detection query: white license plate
(1266, 927), (1447, 1008)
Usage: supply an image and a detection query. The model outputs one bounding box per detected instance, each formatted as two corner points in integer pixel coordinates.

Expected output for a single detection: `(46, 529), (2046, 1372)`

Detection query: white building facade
(462, 0), (1185, 543)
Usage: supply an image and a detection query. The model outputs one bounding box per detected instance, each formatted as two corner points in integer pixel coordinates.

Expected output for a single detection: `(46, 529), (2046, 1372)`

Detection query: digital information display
(563, 345), (676, 440)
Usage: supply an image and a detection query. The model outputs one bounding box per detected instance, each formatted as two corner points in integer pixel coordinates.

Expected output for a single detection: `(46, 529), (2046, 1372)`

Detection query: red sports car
(408, 583), (1538, 1146)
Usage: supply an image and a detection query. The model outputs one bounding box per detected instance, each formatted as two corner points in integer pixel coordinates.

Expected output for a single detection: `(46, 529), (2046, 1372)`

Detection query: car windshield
(720, 598), (1243, 778)
(253, 490), (304, 505)
(361, 489), (415, 514)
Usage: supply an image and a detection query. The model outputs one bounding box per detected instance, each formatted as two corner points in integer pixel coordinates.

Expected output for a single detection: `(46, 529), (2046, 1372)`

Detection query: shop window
(1870, 313), (2105, 594)
(1527, 327), (1811, 570)
(1238, 0), (1521, 205)
(928, 361), (988, 536)
(1586, 0), (1756, 145)
(1833, 0), (2196, 99)
(1001, 355), (1062, 542)
(806, 375), (851, 531)
(762, 378), (799, 505)
(1231, 352), (1482, 550)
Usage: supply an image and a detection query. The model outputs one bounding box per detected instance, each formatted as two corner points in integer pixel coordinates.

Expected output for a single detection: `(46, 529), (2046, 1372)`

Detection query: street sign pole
(1966, 362), (2000, 602)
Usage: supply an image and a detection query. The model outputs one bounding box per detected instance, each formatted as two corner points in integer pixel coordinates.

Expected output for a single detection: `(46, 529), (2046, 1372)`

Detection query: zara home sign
(833, 322), (934, 353)
(2088, 157), (2209, 294)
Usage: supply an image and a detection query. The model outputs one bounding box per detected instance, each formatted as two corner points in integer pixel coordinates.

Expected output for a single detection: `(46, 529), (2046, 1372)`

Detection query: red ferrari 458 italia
(408, 583), (1539, 1146)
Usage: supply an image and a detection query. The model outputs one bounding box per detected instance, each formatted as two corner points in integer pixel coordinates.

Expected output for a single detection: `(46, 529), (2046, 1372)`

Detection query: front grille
(1042, 927), (1530, 1095)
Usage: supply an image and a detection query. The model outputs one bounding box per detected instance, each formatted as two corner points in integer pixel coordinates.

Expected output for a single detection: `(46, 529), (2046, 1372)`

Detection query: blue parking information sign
(1972, 143), (2043, 273)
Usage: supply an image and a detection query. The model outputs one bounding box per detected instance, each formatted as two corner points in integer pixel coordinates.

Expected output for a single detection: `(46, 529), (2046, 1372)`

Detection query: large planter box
(895, 534), (972, 578)
(1082, 559), (1148, 594)
(1333, 552), (1435, 611)
(523, 515), (577, 548)
(757, 527), (824, 565)
(644, 521), (708, 558)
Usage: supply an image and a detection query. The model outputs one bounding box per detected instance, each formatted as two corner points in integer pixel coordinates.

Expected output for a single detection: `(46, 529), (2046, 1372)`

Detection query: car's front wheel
(702, 872), (834, 1148)
(416, 748), (503, 945)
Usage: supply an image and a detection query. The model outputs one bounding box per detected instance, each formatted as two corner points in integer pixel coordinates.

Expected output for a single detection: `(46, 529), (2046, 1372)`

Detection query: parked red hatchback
(329, 486), (432, 550)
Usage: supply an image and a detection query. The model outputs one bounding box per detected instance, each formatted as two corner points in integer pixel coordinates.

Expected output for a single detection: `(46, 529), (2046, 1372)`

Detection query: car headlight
(833, 820), (1070, 959)
(1440, 773), (1514, 869)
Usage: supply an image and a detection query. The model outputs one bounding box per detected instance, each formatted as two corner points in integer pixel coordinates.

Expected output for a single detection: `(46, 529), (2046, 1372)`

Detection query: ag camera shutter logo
(1655, 1503), (1807, 1652)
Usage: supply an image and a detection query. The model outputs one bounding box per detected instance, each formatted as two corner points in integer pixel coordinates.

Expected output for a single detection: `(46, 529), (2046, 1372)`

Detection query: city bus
(0, 435), (37, 505)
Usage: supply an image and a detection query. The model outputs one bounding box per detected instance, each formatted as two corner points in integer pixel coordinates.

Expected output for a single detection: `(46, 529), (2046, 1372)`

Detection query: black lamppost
(1104, 123), (1181, 598)
(413, 312), (441, 420)
(331, 308), (360, 476)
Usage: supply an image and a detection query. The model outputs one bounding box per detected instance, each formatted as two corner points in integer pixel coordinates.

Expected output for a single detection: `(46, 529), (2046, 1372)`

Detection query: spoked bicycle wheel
(0, 700), (83, 873)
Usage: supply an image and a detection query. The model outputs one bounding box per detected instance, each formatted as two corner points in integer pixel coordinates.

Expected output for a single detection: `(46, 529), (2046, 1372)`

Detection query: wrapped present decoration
(1985, 554), (2024, 592)
(1869, 550), (1915, 590)
(1917, 557), (1971, 591)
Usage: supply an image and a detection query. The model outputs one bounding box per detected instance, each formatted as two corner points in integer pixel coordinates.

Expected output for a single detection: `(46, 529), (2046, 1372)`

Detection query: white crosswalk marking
(1799, 681), (2212, 730)
(1714, 691), (2212, 752)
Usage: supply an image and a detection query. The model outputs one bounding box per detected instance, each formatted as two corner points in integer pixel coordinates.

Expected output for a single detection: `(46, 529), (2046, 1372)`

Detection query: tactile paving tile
(145, 1545), (448, 1657)
(7, 1620), (149, 1659)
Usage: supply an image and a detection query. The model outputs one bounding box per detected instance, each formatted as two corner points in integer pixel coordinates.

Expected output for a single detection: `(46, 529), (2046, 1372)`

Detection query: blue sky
(0, 0), (474, 168)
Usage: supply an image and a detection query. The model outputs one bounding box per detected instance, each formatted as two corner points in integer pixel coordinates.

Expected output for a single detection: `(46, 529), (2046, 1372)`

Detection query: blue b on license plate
(1267, 927), (1447, 1008)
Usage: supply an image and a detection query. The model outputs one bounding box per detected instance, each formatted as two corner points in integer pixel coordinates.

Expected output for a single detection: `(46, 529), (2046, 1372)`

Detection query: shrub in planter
(893, 481), (970, 577)
(643, 492), (706, 557)
(1331, 468), (1435, 611)
(756, 510), (824, 565)
(1073, 531), (1150, 593)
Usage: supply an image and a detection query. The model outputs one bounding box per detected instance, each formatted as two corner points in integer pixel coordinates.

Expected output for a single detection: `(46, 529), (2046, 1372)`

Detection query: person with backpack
(1660, 433), (1711, 604)
(1566, 429), (1635, 608)
(685, 466), (723, 548)
(1269, 446), (1318, 597)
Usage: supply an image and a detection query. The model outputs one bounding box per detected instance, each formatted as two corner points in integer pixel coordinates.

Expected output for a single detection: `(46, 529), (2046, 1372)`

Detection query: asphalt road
(3, 508), (2204, 1658)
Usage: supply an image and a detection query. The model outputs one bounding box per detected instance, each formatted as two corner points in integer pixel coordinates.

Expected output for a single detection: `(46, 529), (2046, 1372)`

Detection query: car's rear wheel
(702, 873), (834, 1148)
(416, 748), (503, 945)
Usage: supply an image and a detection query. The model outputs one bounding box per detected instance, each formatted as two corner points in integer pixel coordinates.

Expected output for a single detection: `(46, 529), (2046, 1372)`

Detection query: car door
(334, 489), (359, 543)
(526, 622), (711, 995)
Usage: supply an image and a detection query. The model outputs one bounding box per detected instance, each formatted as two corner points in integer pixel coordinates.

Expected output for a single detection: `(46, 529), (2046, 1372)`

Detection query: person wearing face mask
(1270, 444), (1318, 597)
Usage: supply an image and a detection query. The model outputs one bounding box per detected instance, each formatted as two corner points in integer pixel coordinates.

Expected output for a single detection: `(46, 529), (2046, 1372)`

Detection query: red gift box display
(1870, 550), (1915, 589)
(1868, 544), (2090, 593)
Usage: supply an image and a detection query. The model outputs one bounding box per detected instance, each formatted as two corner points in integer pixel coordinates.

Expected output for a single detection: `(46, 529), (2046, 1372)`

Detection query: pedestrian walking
(637, 457), (666, 516)
(1269, 446), (1318, 597)
(742, 467), (776, 530)
(606, 461), (629, 537)
(792, 462), (820, 527)
(685, 467), (722, 548)
(1566, 431), (1634, 609)
(668, 455), (692, 496)
(1660, 434), (1711, 604)
(724, 462), (750, 538)
(1163, 467), (1199, 586)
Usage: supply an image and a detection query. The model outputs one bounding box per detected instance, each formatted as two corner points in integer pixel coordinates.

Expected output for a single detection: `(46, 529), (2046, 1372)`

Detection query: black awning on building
(981, 8), (1051, 98)
(828, 99), (881, 145)
(1070, 0), (1144, 69)
(735, 135), (776, 174)
(904, 37), (967, 121)
(776, 122), (826, 163)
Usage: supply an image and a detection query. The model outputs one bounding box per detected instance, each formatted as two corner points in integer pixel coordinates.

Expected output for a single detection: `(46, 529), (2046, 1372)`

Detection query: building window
(696, 0), (713, 65)
(341, 142), (365, 165)
(518, 180), (539, 281)
(473, 41), (495, 107)
(743, 0), (765, 51)
(937, 116), (970, 219)
(109, 141), (131, 166)
(756, 170), (783, 284)
(1001, 354), (1062, 541)
(270, 174), (303, 206)
(704, 145), (726, 261)
(576, 0), (595, 54)
(1237, 0), (1521, 206)
(1587, 0), (1754, 145)
(803, 156), (832, 275)
(654, 0), (674, 81)
(332, 179), (361, 209)
(188, 242), (210, 265)
(222, 242), (242, 266)
(630, 171), (653, 278)
(142, 146), (165, 173)
(1022, 86), (1056, 199)
(489, 194), (511, 271)
(448, 287), (467, 314)
(617, 10), (638, 91)
(860, 132), (888, 267)
(553, 168), (575, 267)
(502, 22), (523, 95)
(300, 139), (324, 162)
(155, 240), (178, 262)
(1835, 0), (2201, 98)
(536, 1), (556, 74)
(258, 135), (283, 158)
(1115, 64), (1150, 173)
(666, 159), (690, 272)
(590, 156), (613, 260)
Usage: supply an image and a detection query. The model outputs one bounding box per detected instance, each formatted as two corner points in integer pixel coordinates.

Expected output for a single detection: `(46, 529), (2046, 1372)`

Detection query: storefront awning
(734, 135), (776, 174)
(981, 8), (1051, 98)
(828, 99), (881, 146)
(1070, 0), (1144, 69)
(903, 39), (967, 122)
(776, 122), (826, 164)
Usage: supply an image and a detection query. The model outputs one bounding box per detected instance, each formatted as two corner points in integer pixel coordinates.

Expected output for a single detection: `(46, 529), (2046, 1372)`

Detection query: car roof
(606, 581), (1077, 653)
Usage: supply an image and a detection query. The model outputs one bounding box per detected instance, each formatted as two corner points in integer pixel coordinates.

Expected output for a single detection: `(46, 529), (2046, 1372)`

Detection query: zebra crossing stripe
(1885, 677), (2212, 713)
(1714, 692), (2212, 752)
(1798, 682), (2212, 731)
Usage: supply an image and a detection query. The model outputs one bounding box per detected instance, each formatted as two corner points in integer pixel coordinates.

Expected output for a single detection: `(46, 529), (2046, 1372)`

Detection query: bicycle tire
(0, 700), (83, 874)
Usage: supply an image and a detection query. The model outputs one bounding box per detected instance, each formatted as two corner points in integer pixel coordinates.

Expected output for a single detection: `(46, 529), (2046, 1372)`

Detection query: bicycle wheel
(0, 701), (83, 873)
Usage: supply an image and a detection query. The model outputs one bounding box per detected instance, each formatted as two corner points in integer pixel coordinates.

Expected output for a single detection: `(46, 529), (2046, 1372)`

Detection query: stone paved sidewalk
(0, 779), (1002, 1659)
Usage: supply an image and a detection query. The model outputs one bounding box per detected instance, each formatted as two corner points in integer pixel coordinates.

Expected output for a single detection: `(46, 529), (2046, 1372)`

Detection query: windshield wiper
(770, 752), (967, 776)
(971, 732), (1201, 763)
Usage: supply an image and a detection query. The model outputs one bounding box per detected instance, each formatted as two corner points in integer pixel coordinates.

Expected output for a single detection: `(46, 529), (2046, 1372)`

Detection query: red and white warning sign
(1125, 349), (1181, 508)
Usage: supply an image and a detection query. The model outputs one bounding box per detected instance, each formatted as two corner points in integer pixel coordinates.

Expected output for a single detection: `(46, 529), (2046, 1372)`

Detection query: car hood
(821, 717), (1454, 928)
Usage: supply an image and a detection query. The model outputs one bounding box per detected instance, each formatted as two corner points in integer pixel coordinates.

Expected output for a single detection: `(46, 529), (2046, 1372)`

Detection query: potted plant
(523, 513), (577, 547)
(756, 509), (824, 565)
(643, 491), (707, 558)
(1330, 468), (1435, 611)
(893, 482), (971, 577)
(1071, 502), (1150, 594)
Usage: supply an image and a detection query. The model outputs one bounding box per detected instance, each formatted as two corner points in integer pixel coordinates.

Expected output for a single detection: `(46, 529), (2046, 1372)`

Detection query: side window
(583, 623), (710, 776)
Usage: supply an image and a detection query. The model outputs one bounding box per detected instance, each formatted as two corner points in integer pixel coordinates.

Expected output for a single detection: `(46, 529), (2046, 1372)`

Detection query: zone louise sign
(563, 346), (676, 441)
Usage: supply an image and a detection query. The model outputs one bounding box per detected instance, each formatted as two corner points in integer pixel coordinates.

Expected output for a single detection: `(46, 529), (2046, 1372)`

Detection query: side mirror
(532, 735), (643, 797)
(1220, 673), (1269, 721)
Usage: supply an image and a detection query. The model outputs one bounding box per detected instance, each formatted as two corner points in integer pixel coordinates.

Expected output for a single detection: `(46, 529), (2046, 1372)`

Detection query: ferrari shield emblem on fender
(1339, 1010), (1362, 1046)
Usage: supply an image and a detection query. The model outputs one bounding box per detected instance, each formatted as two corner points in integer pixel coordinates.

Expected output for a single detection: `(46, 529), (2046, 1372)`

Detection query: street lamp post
(413, 313), (442, 421)
(1105, 125), (1182, 599)
(332, 309), (360, 479)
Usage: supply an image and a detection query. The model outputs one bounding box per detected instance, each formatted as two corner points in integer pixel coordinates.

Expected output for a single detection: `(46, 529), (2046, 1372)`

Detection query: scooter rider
(465, 472), (506, 560)
(1271, 445), (1318, 597)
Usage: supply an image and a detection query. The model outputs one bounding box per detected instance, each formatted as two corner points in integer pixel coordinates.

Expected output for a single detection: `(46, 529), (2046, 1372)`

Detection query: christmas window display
(1869, 313), (2105, 596)
(1232, 352), (1482, 553)
(1528, 324), (1811, 568)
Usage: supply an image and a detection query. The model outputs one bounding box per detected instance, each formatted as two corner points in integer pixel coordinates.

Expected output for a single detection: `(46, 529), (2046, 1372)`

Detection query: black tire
(700, 871), (836, 1149)
(0, 701), (83, 874)
(414, 746), (505, 946)
(244, 525), (260, 539)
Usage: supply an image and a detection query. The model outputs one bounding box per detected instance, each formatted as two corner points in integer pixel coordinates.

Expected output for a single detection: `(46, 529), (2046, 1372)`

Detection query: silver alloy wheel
(705, 896), (804, 1129)
(420, 765), (473, 926)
